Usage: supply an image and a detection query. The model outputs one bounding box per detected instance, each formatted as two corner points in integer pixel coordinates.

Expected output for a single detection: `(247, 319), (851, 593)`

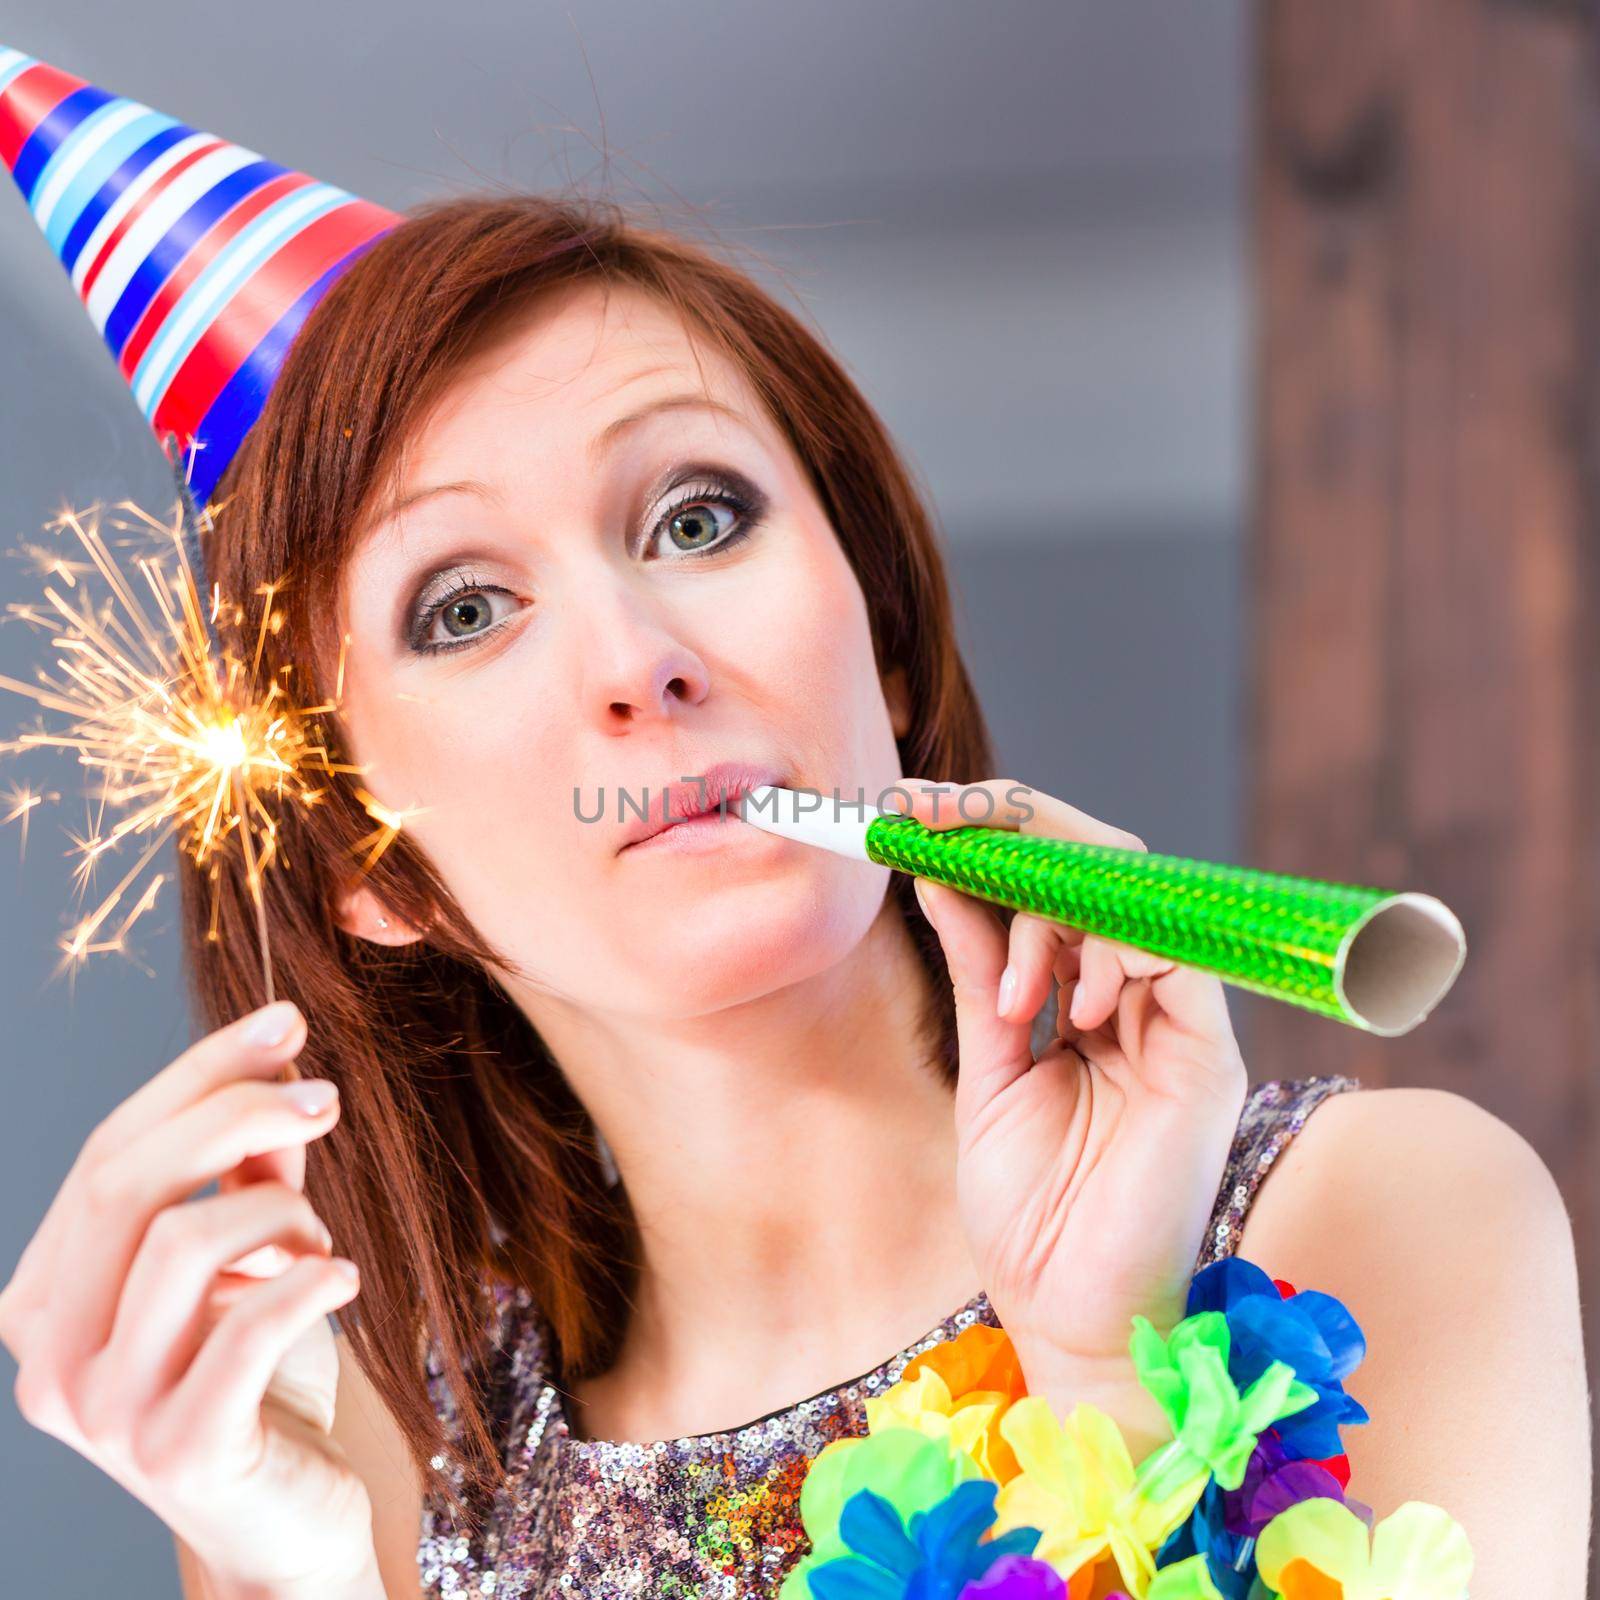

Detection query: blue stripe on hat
(44, 107), (181, 255)
(187, 232), (386, 506)
(29, 96), (135, 228)
(12, 82), (115, 203)
(103, 157), (289, 361)
(58, 120), (194, 274)
(132, 181), (346, 416)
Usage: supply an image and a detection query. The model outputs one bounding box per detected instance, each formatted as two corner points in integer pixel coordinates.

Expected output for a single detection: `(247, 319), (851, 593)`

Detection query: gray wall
(0, 4), (1249, 1591)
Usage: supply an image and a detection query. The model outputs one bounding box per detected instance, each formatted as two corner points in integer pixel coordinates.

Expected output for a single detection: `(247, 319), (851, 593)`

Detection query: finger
(7, 1003), (308, 1310)
(50, 1078), (340, 1370)
(216, 1101), (311, 1271)
(998, 912), (1077, 1024)
(217, 1128), (307, 1216)
(80, 1184), (333, 1434)
(915, 878), (1038, 1124)
(893, 776), (1141, 852)
(889, 776), (1039, 835)
(148, 1254), (359, 1472)
(88, 1002), (308, 1155)
(1052, 942), (1085, 1045)
(1069, 933), (1233, 1049)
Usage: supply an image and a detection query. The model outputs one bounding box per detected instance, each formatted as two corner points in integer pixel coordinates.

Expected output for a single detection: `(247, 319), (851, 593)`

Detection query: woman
(0, 194), (1587, 1600)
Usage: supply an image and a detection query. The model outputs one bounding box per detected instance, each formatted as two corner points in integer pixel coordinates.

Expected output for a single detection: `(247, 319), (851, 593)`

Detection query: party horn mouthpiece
(738, 786), (1466, 1037)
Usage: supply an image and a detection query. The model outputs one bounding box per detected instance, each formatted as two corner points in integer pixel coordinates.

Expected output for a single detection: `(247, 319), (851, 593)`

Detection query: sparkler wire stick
(741, 786), (1466, 1037)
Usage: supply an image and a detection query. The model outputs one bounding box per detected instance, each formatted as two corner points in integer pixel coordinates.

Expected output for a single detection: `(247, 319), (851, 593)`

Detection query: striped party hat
(0, 44), (402, 507)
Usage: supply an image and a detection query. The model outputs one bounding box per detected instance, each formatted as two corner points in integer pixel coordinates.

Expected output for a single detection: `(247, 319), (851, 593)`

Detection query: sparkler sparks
(0, 494), (407, 990)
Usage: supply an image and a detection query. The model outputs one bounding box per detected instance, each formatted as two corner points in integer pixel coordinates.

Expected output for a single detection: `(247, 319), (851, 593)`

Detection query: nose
(572, 576), (711, 730)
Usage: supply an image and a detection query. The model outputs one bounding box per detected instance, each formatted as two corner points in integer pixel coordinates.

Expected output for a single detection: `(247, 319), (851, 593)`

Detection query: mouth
(616, 760), (787, 853)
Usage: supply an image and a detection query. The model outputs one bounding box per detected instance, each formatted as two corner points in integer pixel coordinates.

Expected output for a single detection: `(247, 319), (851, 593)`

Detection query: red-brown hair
(184, 190), (997, 1528)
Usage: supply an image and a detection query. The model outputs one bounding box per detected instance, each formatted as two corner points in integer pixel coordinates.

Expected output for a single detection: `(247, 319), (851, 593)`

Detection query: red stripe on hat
(0, 62), (86, 171)
(78, 135), (225, 299)
(117, 169), (314, 378)
(150, 198), (394, 443)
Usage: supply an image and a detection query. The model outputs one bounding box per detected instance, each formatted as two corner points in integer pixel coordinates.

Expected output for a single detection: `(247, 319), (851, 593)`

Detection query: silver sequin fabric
(417, 1072), (1362, 1598)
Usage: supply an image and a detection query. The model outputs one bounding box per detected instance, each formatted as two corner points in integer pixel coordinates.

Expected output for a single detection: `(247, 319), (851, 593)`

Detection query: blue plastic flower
(1154, 1478), (1259, 1600)
(809, 1477), (1042, 1600)
(1184, 1258), (1368, 1461)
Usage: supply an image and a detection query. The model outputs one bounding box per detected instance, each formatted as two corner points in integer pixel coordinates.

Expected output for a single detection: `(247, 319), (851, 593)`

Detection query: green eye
(441, 592), (495, 637)
(665, 499), (735, 552)
(413, 583), (521, 652)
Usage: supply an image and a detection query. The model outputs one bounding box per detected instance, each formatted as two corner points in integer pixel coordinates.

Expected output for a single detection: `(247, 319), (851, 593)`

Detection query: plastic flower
(780, 1428), (989, 1600)
(1128, 1310), (1318, 1500)
(957, 1552), (1068, 1599)
(805, 1477), (1042, 1600)
(1147, 1426), (1379, 1600)
(1219, 1429), (1371, 1540)
(990, 1397), (1207, 1599)
(1254, 1497), (1473, 1600)
(869, 1326), (1027, 1484)
(1151, 1478), (1264, 1600)
(1101, 1553), (1229, 1600)
(1185, 1258), (1369, 1462)
(1153, 1431), (1371, 1600)
(905, 1324), (1029, 1405)
(894, 1324), (1031, 1483)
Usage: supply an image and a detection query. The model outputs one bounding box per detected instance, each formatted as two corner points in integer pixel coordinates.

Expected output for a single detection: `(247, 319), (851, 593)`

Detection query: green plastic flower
(780, 1427), (987, 1599)
(1147, 1553), (1229, 1600)
(1128, 1310), (1318, 1498)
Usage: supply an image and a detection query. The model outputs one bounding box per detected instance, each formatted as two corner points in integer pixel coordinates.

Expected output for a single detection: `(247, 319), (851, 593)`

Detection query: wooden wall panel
(1252, 0), (1600, 1567)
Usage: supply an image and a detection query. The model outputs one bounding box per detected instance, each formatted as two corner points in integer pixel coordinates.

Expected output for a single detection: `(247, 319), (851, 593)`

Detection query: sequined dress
(417, 1073), (1362, 1598)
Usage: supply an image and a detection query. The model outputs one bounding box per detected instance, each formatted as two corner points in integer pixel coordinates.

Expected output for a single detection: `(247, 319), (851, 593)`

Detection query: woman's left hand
(893, 777), (1249, 1436)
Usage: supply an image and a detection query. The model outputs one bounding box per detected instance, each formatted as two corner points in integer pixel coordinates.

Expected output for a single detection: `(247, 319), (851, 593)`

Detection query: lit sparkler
(0, 492), (406, 993)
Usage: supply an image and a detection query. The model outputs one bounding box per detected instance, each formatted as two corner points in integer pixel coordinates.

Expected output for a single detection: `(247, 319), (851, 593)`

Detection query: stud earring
(377, 916), (390, 930)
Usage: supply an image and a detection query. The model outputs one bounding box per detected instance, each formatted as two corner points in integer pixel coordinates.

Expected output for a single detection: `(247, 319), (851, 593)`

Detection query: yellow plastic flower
(988, 1395), (1209, 1600)
(866, 1363), (1017, 1484)
(874, 1323), (1029, 1483)
(1255, 1496), (1473, 1600)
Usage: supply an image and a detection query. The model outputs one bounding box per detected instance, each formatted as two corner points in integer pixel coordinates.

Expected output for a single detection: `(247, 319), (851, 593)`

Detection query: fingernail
(332, 1257), (360, 1281)
(913, 878), (931, 918)
(996, 966), (1017, 1018)
(1069, 985), (1088, 1026)
(315, 1220), (334, 1251)
(281, 1079), (338, 1116)
(243, 1001), (301, 1047)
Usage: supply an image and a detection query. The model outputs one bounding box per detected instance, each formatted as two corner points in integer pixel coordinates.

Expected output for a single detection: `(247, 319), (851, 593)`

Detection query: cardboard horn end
(1338, 892), (1467, 1037)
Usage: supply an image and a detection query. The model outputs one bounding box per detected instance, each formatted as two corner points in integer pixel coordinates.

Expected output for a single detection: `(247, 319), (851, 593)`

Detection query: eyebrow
(369, 477), (500, 529)
(370, 394), (754, 531)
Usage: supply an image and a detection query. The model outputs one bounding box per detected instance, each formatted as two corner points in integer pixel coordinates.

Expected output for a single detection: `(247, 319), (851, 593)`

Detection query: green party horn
(739, 785), (1466, 1037)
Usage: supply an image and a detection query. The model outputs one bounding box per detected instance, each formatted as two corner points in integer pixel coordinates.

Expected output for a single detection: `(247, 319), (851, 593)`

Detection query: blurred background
(0, 1), (1592, 1591)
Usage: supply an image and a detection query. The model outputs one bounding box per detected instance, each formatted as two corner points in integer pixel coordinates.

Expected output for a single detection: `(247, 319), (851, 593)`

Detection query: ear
(333, 879), (426, 946)
(882, 663), (912, 741)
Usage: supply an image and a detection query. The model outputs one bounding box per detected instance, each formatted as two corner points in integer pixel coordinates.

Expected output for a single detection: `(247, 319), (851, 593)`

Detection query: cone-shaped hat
(1, 45), (401, 505)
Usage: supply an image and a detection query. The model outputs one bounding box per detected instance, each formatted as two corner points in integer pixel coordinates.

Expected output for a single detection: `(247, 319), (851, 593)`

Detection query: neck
(511, 896), (984, 1440)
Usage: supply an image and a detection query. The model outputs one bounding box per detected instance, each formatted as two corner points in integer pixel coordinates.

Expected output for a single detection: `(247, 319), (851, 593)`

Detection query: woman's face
(336, 281), (911, 1017)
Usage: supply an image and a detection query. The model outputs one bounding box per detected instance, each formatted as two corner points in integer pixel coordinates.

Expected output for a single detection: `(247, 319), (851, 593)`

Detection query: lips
(616, 760), (785, 852)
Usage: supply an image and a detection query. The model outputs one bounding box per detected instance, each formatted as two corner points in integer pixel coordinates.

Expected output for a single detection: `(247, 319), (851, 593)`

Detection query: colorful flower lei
(778, 1258), (1474, 1600)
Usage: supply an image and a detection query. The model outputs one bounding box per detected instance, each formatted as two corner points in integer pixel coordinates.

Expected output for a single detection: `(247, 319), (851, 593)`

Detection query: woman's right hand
(0, 1000), (378, 1597)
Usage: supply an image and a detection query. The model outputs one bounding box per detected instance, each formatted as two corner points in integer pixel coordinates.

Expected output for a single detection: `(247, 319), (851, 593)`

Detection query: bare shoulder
(1239, 1083), (1565, 1265)
(329, 1325), (426, 1600)
(1233, 1083), (1589, 1581)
